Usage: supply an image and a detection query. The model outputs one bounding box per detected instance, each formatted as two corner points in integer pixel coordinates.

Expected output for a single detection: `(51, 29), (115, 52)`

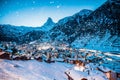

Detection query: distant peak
(43, 17), (55, 26)
(40, 17), (55, 31)
(47, 17), (52, 21)
(46, 17), (54, 23)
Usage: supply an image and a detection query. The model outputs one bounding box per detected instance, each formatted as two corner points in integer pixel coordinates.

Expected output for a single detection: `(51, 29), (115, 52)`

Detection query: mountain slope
(0, 17), (55, 43)
(0, 24), (37, 42)
(48, 0), (120, 52)
(49, 9), (93, 42)
(19, 30), (45, 43)
(71, 0), (120, 52)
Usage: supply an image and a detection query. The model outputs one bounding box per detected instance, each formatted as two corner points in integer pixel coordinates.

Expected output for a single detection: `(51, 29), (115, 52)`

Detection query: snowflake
(57, 5), (60, 8)
(50, 1), (54, 4)
(32, 1), (36, 4)
(16, 11), (20, 16)
(31, 7), (35, 10)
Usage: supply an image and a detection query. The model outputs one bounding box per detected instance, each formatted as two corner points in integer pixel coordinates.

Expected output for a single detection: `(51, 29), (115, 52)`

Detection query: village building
(0, 49), (12, 60)
(96, 65), (117, 80)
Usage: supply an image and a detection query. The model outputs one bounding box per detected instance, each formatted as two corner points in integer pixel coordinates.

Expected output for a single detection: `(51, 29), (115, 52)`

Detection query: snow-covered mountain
(57, 9), (93, 25)
(40, 17), (55, 31)
(48, 0), (120, 52)
(0, 17), (55, 43)
(19, 30), (45, 43)
(71, 0), (120, 52)
(49, 9), (93, 42)
(0, 24), (37, 42)
(0, 0), (120, 52)
(0, 18), (50, 43)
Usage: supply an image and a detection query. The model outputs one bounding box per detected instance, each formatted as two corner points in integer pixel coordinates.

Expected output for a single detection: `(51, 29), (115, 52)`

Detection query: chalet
(0, 49), (12, 60)
(54, 58), (64, 62)
(12, 51), (32, 60)
(65, 69), (87, 80)
(67, 58), (85, 65)
(74, 60), (86, 72)
(13, 56), (21, 60)
(68, 58), (76, 64)
(33, 53), (44, 62)
(96, 66), (117, 80)
(105, 71), (117, 80)
(19, 55), (30, 60)
(0, 46), (5, 52)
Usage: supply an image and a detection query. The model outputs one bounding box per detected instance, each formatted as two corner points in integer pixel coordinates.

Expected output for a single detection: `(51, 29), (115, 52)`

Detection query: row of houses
(0, 42), (120, 80)
(0, 46), (13, 60)
(0, 42), (102, 63)
(0, 42), (114, 65)
(65, 59), (120, 80)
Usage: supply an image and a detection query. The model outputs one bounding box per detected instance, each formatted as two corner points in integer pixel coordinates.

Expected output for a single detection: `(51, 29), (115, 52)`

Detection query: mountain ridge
(0, 0), (120, 52)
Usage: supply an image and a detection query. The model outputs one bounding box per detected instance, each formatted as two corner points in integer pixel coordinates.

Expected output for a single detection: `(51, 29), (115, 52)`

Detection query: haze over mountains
(0, 0), (120, 52)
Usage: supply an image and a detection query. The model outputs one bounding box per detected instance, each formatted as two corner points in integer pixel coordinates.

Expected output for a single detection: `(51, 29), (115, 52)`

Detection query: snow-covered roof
(0, 46), (5, 50)
(53, 58), (64, 62)
(65, 69), (88, 80)
(87, 56), (96, 60)
(98, 66), (111, 72)
(66, 68), (108, 80)
(68, 58), (77, 60)
(5, 49), (13, 53)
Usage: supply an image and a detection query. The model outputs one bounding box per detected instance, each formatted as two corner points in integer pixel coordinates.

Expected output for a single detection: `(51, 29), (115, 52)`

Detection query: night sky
(0, 0), (107, 27)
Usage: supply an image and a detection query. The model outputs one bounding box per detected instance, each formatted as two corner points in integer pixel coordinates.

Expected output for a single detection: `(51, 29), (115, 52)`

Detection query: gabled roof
(5, 49), (13, 53)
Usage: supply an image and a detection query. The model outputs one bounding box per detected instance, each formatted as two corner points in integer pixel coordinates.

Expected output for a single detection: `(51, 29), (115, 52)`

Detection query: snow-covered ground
(0, 59), (73, 80)
(1, 59), (118, 80)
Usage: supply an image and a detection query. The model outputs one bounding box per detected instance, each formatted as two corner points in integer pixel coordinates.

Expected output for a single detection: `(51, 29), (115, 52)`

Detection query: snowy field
(0, 59), (73, 80)
(0, 59), (118, 80)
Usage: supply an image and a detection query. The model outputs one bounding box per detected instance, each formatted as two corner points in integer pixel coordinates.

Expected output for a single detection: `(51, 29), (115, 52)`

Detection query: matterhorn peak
(40, 17), (55, 31)
(43, 17), (55, 26)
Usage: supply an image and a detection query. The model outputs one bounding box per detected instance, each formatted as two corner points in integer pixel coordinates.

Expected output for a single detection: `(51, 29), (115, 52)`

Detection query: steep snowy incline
(71, 0), (120, 52)
(71, 30), (120, 52)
